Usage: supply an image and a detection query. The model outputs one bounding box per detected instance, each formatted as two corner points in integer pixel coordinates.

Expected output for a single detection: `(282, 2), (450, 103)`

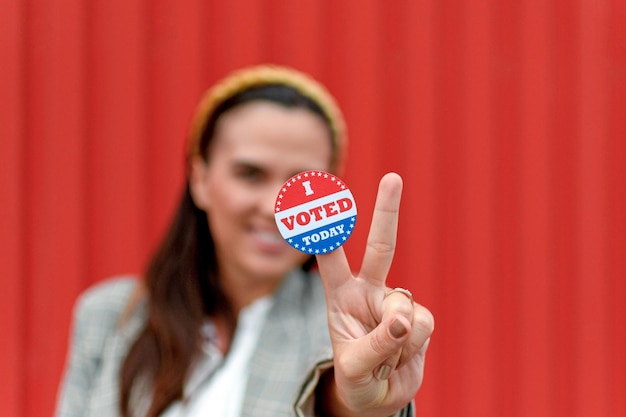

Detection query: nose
(261, 183), (280, 220)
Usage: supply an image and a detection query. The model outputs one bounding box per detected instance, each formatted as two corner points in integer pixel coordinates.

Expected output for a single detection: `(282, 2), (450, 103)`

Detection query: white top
(162, 296), (274, 417)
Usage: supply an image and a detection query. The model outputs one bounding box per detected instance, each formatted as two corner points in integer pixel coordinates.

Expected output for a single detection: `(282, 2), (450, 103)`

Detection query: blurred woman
(55, 65), (434, 417)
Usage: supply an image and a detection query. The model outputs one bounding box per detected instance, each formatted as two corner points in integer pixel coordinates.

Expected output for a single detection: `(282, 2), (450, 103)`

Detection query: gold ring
(384, 287), (413, 301)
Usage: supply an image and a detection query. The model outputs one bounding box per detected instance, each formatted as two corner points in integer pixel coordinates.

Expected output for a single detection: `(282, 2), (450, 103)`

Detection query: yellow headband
(187, 64), (347, 171)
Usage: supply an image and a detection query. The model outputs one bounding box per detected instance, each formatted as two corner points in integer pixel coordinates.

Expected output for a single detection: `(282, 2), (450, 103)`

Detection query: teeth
(257, 230), (283, 244)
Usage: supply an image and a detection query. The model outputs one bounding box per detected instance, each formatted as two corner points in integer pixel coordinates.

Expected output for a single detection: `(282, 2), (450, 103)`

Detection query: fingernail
(376, 365), (391, 380)
(390, 319), (408, 339)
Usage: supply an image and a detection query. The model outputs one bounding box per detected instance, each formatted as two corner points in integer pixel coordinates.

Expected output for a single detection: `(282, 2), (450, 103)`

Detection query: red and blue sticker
(274, 170), (357, 254)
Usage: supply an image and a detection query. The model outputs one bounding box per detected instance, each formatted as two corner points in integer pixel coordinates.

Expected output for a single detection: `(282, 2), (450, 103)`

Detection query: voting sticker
(274, 171), (357, 254)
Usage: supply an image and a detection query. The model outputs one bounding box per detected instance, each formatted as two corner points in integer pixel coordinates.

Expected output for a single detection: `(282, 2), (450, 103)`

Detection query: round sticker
(274, 170), (357, 254)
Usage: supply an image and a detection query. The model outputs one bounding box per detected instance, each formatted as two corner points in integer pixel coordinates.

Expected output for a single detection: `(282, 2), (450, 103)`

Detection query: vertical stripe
(519, 0), (554, 414)
(462, 0), (496, 414)
(22, 0), (88, 414)
(576, 1), (611, 415)
(550, 1), (580, 414)
(432, 2), (468, 415)
(608, 3), (626, 415)
(85, 0), (149, 283)
(0, 1), (26, 416)
(145, 0), (203, 246)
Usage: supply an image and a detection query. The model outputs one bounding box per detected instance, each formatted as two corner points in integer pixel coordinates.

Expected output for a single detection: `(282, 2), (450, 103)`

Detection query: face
(190, 101), (333, 299)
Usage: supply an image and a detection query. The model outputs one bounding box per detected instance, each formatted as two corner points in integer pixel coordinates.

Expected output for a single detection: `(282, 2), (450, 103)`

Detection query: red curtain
(1, 1), (625, 416)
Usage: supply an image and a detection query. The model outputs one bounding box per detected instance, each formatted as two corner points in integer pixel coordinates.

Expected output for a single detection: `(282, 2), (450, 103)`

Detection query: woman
(56, 65), (434, 417)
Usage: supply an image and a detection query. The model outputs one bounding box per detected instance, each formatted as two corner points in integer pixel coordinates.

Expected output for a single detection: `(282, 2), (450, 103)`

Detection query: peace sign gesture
(315, 173), (434, 417)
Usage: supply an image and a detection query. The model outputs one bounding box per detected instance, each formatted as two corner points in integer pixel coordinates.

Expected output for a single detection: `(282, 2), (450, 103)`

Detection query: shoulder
(71, 276), (144, 346)
(75, 276), (140, 319)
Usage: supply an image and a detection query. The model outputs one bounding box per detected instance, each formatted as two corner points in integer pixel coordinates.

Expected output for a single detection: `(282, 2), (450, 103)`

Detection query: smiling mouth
(254, 229), (286, 246)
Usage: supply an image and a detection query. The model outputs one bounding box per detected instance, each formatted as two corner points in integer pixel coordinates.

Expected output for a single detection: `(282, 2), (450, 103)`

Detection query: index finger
(359, 172), (403, 284)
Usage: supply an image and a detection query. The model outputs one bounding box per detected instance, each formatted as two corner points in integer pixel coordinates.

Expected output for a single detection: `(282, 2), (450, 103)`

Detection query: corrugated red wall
(1, 1), (625, 416)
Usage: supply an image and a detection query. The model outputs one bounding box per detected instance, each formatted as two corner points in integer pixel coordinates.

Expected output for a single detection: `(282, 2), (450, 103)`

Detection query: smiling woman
(188, 101), (333, 309)
(54, 65), (433, 417)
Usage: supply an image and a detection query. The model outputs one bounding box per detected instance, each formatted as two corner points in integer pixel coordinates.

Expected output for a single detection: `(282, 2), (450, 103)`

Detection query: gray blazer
(55, 270), (414, 417)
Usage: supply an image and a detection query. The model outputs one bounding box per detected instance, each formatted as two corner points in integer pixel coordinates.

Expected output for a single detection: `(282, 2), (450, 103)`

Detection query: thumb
(366, 315), (411, 380)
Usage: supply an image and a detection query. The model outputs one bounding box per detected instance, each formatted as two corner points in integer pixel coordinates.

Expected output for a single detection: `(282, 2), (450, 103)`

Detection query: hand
(315, 172), (434, 417)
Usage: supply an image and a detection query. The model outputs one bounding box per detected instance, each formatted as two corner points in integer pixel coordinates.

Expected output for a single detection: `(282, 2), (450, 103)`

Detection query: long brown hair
(119, 83), (338, 417)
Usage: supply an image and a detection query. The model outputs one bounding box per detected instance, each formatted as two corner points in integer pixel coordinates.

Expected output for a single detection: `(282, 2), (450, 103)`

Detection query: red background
(1, 1), (625, 416)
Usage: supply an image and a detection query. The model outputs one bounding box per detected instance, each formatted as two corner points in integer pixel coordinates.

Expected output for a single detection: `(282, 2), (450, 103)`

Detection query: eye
(233, 163), (266, 183)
